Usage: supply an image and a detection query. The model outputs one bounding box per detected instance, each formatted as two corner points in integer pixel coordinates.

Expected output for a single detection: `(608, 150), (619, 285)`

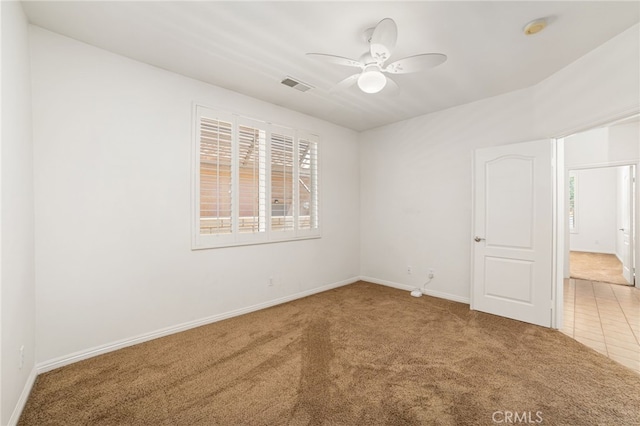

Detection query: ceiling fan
(307, 18), (447, 95)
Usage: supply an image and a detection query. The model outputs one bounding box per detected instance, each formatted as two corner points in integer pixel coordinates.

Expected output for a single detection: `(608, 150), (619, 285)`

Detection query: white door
(472, 139), (554, 327)
(620, 165), (634, 284)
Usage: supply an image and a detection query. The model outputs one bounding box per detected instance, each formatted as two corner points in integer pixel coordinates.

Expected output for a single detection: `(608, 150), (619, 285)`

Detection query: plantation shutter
(270, 128), (295, 232)
(298, 135), (319, 231)
(237, 124), (267, 234)
(193, 106), (321, 249)
(199, 116), (233, 235)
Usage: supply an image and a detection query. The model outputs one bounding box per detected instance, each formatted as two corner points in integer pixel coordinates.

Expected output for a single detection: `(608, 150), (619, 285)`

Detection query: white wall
(1, 1), (36, 424)
(609, 121), (640, 162)
(569, 168), (617, 253)
(360, 23), (639, 301)
(30, 26), (360, 365)
(534, 25), (640, 137)
(360, 89), (537, 301)
(565, 125), (640, 169)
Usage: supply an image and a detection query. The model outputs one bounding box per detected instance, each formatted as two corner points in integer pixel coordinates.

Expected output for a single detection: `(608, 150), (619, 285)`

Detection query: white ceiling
(22, 1), (640, 132)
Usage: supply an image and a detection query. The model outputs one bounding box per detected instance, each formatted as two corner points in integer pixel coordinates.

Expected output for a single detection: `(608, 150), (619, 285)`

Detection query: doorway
(557, 113), (640, 373)
(561, 115), (640, 289)
(567, 165), (635, 287)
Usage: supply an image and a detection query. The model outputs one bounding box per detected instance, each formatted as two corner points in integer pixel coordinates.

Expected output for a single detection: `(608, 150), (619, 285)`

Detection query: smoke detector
(523, 18), (548, 36)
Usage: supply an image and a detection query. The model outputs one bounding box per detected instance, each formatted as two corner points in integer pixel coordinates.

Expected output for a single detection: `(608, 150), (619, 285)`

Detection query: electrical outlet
(19, 345), (24, 370)
(428, 269), (435, 279)
(407, 265), (412, 275)
(268, 276), (274, 287)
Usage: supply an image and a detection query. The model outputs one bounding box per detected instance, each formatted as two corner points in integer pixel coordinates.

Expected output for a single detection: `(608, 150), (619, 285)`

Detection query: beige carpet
(570, 251), (630, 285)
(19, 282), (640, 425)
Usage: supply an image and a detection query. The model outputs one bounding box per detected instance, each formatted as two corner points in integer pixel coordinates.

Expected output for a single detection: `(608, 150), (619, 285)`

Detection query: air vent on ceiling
(281, 76), (313, 92)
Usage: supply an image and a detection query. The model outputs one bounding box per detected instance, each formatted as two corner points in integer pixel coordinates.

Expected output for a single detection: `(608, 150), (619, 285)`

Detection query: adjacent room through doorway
(567, 164), (636, 287)
(560, 115), (640, 373)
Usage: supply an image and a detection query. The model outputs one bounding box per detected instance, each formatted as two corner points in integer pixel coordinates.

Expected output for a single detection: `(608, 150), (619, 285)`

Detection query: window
(568, 171), (577, 233)
(193, 105), (320, 249)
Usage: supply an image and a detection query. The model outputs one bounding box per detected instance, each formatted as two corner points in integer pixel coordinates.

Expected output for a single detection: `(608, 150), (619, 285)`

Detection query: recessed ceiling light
(523, 18), (548, 36)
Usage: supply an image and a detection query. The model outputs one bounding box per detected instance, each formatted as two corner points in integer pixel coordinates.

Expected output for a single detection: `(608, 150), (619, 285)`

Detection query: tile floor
(562, 278), (640, 374)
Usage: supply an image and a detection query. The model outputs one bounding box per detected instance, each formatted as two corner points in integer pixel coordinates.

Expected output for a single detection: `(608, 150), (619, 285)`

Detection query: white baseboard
(7, 367), (38, 426)
(360, 276), (470, 304)
(36, 276), (359, 374)
(570, 249), (616, 255)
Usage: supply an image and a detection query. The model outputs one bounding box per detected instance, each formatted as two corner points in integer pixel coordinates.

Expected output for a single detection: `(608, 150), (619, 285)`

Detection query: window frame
(192, 104), (321, 250)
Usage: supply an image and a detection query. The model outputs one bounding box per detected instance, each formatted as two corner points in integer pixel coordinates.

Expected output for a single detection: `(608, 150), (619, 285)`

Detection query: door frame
(554, 111), (640, 329)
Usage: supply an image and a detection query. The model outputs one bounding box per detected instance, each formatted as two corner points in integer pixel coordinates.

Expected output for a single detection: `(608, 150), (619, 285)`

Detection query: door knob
(619, 228), (625, 231)
(474, 236), (486, 242)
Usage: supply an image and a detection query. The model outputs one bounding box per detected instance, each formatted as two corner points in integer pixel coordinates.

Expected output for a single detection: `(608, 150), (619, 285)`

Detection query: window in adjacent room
(568, 171), (577, 233)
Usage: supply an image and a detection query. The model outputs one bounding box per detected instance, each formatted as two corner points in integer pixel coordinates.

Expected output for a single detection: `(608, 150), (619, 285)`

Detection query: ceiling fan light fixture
(357, 66), (387, 94)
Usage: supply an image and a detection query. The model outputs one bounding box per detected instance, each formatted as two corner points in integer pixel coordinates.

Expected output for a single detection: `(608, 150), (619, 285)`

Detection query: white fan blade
(370, 18), (397, 63)
(306, 53), (363, 69)
(382, 76), (400, 96)
(329, 73), (361, 93)
(384, 54), (447, 74)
